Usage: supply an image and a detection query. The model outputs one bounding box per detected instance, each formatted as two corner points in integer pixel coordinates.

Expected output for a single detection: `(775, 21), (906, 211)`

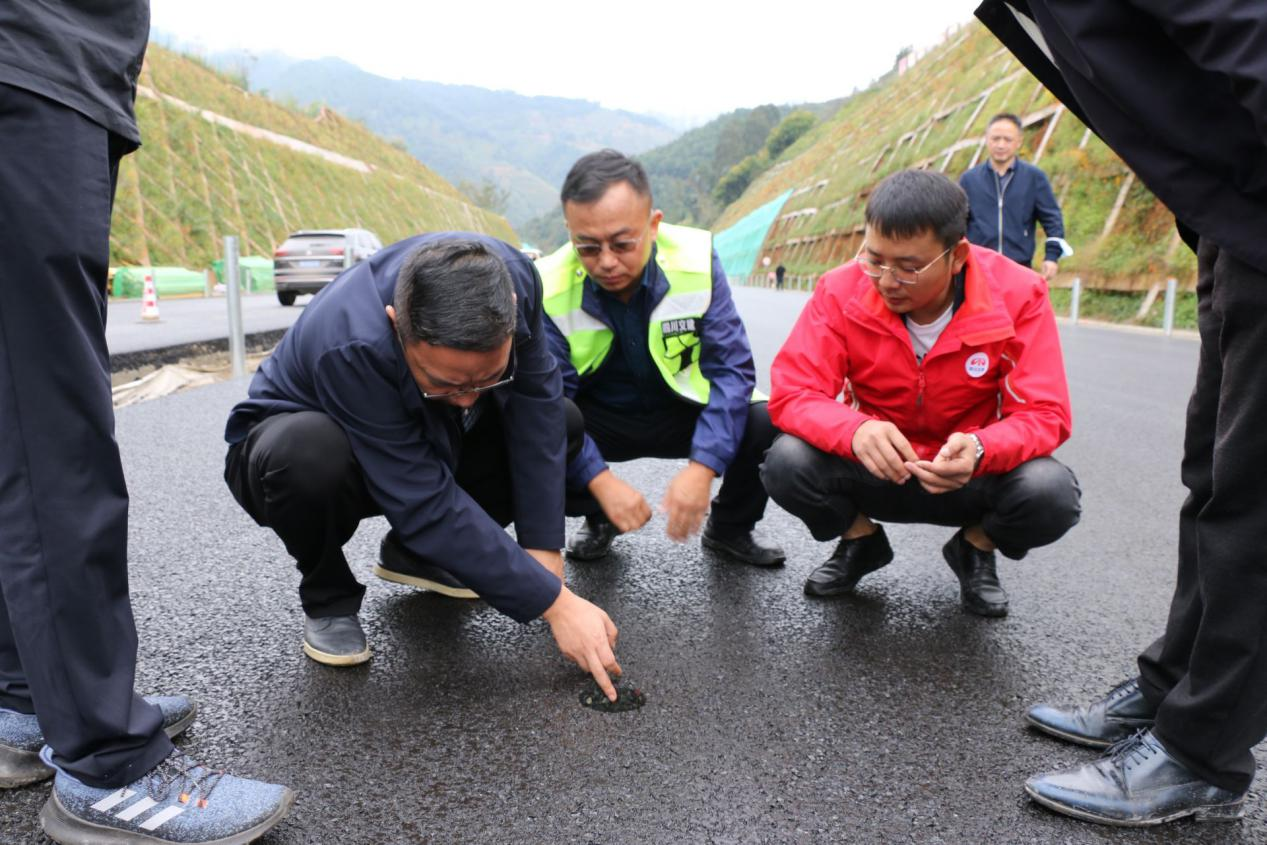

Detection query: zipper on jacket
(916, 369), (926, 410)
(995, 169), (1007, 254)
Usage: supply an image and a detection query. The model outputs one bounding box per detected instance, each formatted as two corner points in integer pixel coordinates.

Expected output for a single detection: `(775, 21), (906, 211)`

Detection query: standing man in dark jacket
(0, 3), (294, 843)
(224, 233), (623, 700)
(977, 0), (1267, 827)
(960, 113), (1069, 280)
(538, 150), (783, 567)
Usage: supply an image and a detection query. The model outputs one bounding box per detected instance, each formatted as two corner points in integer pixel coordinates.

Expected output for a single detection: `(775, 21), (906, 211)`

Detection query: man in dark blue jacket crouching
(223, 234), (622, 701)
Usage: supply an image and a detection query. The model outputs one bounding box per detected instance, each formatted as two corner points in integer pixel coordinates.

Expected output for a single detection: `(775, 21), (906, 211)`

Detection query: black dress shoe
(1025, 729), (1246, 827)
(567, 515), (619, 560)
(701, 521), (785, 567)
(1026, 677), (1156, 748)
(942, 529), (1008, 617)
(803, 526), (894, 597)
(375, 531), (478, 599)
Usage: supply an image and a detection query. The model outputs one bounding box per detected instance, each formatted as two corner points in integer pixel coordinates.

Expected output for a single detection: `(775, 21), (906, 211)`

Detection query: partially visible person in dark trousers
(223, 233), (625, 701)
(0, 3), (294, 843)
(761, 169), (1081, 618)
(538, 150), (784, 567)
(775, 264), (786, 289)
(977, 0), (1267, 827)
(960, 112), (1069, 280)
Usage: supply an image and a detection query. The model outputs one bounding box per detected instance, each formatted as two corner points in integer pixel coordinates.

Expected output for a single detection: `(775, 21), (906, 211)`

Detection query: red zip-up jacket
(769, 245), (1071, 475)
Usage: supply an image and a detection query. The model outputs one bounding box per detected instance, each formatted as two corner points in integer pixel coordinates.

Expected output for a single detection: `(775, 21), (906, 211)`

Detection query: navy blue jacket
(225, 233), (564, 623)
(543, 246), (758, 490)
(976, 0), (1267, 273)
(960, 159), (1065, 266)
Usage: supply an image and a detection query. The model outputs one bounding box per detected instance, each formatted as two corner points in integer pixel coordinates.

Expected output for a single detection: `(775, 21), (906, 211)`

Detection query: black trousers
(761, 434), (1081, 560)
(225, 401), (528, 618)
(564, 398), (775, 534)
(0, 85), (171, 787)
(1136, 240), (1267, 793)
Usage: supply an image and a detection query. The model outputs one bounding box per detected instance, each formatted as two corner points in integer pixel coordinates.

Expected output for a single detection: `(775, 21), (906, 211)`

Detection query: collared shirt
(583, 262), (679, 413)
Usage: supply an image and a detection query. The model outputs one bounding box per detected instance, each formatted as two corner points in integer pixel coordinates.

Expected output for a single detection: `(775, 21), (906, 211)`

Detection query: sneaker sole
(1, 704), (199, 790)
(564, 543), (614, 562)
(0, 743), (51, 788)
(1024, 783), (1244, 826)
(302, 640), (371, 666)
(372, 564), (478, 599)
(700, 534), (786, 567)
(41, 785), (296, 844)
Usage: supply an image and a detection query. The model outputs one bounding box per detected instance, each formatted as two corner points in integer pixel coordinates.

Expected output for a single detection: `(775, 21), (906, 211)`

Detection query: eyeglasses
(570, 217), (652, 259)
(419, 348), (516, 400)
(855, 244), (954, 286)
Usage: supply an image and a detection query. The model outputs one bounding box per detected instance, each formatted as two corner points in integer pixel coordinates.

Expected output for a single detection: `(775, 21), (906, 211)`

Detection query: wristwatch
(968, 434), (985, 468)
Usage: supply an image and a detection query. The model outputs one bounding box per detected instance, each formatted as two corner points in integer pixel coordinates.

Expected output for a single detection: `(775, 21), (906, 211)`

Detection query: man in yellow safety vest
(539, 149), (783, 566)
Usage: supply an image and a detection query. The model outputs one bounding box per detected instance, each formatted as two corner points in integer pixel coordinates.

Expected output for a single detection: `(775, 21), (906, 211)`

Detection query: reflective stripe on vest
(540, 222), (713, 404)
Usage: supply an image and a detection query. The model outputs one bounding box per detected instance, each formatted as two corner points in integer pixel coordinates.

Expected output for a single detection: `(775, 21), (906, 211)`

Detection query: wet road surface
(6, 289), (1264, 844)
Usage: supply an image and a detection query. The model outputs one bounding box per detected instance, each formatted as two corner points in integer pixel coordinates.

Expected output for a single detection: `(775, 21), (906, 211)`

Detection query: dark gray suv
(273, 229), (382, 305)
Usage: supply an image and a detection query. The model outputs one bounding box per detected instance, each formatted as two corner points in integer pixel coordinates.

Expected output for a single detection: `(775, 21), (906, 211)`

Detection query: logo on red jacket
(965, 352), (990, 378)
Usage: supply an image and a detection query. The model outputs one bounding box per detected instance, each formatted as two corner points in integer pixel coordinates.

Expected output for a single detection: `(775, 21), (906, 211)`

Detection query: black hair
(987, 112), (1023, 131)
(560, 149), (653, 206)
(864, 169), (968, 249)
(393, 240), (515, 351)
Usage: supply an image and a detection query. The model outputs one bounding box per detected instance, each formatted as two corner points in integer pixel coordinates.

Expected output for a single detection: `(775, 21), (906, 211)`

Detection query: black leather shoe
(567, 515), (619, 561)
(303, 615), (371, 666)
(701, 522), (785, 567)
(375, 531), (478, 599)
(1025, 729), (1246, 827)
(1027, 677), (1156, 748)
(804, 526), (894, 597)
(942, 529), (1008, 617)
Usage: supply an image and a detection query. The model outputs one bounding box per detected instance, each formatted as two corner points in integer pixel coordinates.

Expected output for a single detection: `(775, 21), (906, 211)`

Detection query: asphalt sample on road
(4, 291), (1263, 844)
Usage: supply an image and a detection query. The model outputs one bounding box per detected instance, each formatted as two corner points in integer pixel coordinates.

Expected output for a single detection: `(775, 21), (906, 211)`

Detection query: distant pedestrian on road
(761, 169), (1081, 617)
(0, 2), (294, 843)
(959, 113), (1070, 280)
(979, 0), (1267, 828)
(538, 150), (784, 567)
(776, 264), (786, 290)
(223, 233), (624, 700)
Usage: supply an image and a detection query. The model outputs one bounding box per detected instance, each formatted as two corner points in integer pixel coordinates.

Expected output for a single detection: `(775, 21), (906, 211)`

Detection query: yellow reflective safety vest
(539, 222), (714, 405)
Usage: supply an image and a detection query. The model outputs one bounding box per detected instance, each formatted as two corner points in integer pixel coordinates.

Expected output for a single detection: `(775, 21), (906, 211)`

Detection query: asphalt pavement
(6, 288), (1263, 844)
(107, 293), (307, 360)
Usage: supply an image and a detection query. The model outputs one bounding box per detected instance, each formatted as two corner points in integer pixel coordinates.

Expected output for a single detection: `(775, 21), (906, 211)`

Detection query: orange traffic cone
(139, 272), (161, 322)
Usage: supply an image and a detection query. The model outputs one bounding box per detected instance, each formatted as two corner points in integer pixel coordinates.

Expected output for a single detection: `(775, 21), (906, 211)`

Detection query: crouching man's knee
(988, 457), (1082, 557)
(761, 434), (829, 510)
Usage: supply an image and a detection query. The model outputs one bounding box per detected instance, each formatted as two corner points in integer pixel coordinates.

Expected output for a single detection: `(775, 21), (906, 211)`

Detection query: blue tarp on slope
(714, 189), (793, 282)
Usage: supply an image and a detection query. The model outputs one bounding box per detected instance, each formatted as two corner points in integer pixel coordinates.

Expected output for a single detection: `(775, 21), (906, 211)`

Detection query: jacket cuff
(509, 566), (564, 623)
(688, 447), (728, 477)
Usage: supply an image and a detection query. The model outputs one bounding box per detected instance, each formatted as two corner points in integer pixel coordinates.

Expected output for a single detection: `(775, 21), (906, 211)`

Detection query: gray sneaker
(1, 696), (197, 789)
(39, 746), (294, 844)
(302, 615), (370, 666)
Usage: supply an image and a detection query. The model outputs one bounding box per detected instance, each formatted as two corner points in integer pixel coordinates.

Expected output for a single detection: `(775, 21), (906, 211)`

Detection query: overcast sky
(151, 1), (976, 126)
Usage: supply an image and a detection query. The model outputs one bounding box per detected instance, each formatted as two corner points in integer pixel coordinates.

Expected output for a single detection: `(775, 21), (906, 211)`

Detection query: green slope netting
(715, 189), (793, 283)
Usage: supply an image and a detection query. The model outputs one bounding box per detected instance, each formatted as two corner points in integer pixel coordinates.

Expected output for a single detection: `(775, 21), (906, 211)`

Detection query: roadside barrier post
(1163, 277), (1177, 336)
(225, 236), (246, 378)
(1070, 276), (1081, 324)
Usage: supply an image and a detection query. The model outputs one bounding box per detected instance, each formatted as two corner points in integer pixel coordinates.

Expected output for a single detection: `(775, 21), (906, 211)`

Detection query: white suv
(273, 228), (382, 306)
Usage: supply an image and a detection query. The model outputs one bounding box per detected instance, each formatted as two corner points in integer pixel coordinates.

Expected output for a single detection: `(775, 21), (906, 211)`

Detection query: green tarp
(111, 266), (207, 299)
(211, 256), (275, 293)
(714, 189), (794, 282)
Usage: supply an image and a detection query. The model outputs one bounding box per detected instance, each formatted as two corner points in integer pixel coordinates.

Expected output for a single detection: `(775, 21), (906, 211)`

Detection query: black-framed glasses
(419, 347), (516, 400)
(570, 216), (652, 259)
(855, 244), (954, 286)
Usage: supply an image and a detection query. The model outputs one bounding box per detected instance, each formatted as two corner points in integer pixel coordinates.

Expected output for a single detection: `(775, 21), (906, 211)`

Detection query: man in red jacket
(762, 169), (1081, 617)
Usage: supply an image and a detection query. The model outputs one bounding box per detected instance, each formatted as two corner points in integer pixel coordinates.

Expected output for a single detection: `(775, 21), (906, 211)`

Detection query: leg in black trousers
(1136, 240), (1267, 794)
(566, 398), (775, 533)
(225, 399), (528, 617)
(0, 84), (171, 787)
